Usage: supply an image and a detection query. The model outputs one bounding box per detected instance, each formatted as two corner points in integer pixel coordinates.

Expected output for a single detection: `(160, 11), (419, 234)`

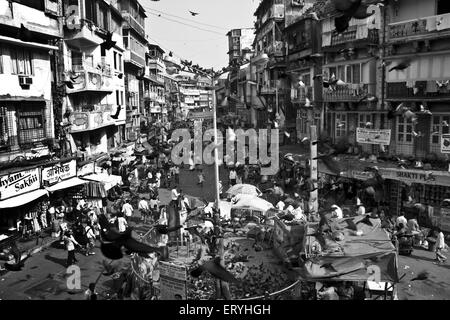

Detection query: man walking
(174, 165), (180, 184)
(63, 230), (80, 267)
(434, 228), (447, 264)
(121, 199), (134, 222)
(138, 197), (150, 223)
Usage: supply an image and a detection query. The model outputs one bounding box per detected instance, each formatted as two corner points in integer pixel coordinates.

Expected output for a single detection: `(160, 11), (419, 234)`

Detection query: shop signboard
(352, 170), (374, 180)
(441, 134), (450, 154)
(356, 128), (391, 145)
(42, 160), (77, 186)
(379, 168), (450, 186)
(0, 168), (40, 200)
(77, 162), (95, 177)
(159, 261), (187, 300)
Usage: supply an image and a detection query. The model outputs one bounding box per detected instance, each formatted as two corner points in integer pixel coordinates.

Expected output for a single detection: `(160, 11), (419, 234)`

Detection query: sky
(142, 0), (260, 71)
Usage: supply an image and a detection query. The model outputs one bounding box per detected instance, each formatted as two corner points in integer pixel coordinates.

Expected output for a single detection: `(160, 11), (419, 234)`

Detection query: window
(335, 113), (347, 138)
(437, 0), (450, 15)
(358, 114), (373, 128)
(0, 45), (3, 74)
(329, 64), (361, 83)
(116, 90), (120, 105)
(0, 107), (10, 149)
(114, 52), (117, 70)
(85, 0), (96, 22)
(118, 54), (122, 71)
(430, 115), (450, 154)
(396, 117), (414, 155)
(11, 47), (33, 75)
(98, 3), (109, 30)
(121, 91), (124, 105)
(17, 105), (45, 144)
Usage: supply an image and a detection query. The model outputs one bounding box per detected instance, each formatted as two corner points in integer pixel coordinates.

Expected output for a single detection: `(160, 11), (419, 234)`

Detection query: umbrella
(232, 195), (274, 212)
(225, 184), (262, 198)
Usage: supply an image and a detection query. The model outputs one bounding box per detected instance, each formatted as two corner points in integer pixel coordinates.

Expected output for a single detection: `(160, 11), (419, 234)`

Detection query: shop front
(0, 167), (49, 249)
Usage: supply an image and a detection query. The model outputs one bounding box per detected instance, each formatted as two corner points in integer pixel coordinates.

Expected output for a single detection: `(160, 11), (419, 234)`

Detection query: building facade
(0, 0), (62, 163)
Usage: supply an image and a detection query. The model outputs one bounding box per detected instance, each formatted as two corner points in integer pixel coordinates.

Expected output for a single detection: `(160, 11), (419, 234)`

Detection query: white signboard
(441, 134), (450, 154)
(77, 162), (95, 177)
(0, 168), (40, 200)
(42, 160), (77, 185)
(159, 261), (187, 300)
(356, 128), (391, 145)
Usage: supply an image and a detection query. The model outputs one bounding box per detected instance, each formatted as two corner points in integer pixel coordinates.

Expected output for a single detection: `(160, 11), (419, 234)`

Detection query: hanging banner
(356, 128), (391, 145)
(441, 134), (450, 154)
(42, 160), (77, 186)
(159, 261), (187, 300)
(0, 168), (40, 200)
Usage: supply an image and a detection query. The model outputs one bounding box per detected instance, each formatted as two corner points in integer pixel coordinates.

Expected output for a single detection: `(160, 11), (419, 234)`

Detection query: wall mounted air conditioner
(19, 75), (33, 86)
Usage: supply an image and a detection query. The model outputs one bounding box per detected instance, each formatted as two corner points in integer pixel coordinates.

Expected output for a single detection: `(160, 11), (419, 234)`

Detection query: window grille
(17, 105), (46, 145)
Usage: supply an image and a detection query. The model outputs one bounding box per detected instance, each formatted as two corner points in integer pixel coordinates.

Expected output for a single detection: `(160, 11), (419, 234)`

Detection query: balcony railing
(291, 86), (313, 104)
(386, 82), (450, 100)
(259, 80), (278, 95)
(70, 105), (115, 132)
(329, 28), (379, 46)
(266, 41), (285, 56)
(323, 84), (370, 102)
(122, 13), (146, 38)
(388, 12), (450, 41)
(72, 58), (111, 77)
(66, 70), (113, 94)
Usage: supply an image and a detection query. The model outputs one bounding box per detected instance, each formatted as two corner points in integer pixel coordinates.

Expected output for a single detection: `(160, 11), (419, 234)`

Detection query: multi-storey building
(284, 1), (323, 141)
(227, 28), (254, 65)
(0, 0), (62, 163)
(144, 44), (166, 123)
(119, 0), (147, 141)
(61, 0), (126, 157)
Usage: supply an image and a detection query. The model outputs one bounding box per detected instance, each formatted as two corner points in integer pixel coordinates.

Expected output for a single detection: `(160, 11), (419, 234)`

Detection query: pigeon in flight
(389, 60), (411, 72)
(189, 11), (199, 16)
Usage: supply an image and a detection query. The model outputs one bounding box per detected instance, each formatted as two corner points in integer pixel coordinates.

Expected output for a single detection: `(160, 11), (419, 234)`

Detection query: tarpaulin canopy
(299, 214), (399, 283)
(231, 194), (274, 212)
(0, 189), (48, 209)
(45, 177), (88, 193)
(225, 184), (262, 197)
(298, 252), (398, 283)
(81, 173), (123, 191)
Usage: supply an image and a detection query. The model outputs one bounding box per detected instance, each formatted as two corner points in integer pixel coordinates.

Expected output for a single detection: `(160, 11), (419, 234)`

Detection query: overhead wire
(142, 7), (228, 31)
(145, 11), (225, 36)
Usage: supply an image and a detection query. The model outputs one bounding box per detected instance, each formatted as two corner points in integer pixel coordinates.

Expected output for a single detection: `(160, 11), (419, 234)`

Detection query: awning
(45, 177), (88, 193)
(81, 173), (123, 191)
(0, 189), (48, 209)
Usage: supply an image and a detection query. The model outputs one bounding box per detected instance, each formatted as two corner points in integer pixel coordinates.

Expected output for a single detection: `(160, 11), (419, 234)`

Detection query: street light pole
(211, 75), (221, 207)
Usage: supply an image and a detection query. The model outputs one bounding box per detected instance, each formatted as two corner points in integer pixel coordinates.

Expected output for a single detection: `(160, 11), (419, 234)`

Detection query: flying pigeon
(443, 120), (449, 127)
(305, 97), (312, 107)
(411, 271), (429, 281)
(189, 11), (199, 16)
(100, 31), (116, 51)
(419, 105), (432, 115)
(365, 122), (373, 128)
(299, 80), (306, 87)
(436, 80), (450, 89)
(98, 215), (163, 260)
(190, 257), (238, 283)
(313, 74), (324, 80)
(18, 24), (33, 42)
(110, 105), (121, 120)
(389, 60), (411, 72)
(154, 224), (183, 235)
(310, 12), (320, 21)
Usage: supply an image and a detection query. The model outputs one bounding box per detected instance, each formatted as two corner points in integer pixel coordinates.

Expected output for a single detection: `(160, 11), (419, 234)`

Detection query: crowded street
(1, 0), (450, 305)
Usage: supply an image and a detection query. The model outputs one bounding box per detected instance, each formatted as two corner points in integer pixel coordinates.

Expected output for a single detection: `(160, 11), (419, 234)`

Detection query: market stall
(296, 213), (399, 300)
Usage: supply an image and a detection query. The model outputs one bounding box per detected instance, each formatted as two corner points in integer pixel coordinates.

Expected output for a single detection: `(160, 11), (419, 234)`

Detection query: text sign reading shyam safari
(0, 168), (40, 200)
(356, 128), (391, 145)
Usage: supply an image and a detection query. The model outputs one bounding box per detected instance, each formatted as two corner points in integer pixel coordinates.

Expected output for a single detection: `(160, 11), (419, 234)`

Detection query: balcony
(291, 86), (313, 104)
(322, 27), (379, 48)
(259, 81), (278, 95)
(66, 69), (113, 95)
(124, 49), (145, 68)
(386, 82), (450, 101)
(266, 41), (285, 56)
(70, 105), (116, 133)
(0, 0), (61, 38)
(147, 73), (165, 86)
(388, 13), (450, 42)
(72, 58), (112, 77)
(260, 4), (285, 25)
(322, 84), (370, 102)
(122, 12), (146, 39)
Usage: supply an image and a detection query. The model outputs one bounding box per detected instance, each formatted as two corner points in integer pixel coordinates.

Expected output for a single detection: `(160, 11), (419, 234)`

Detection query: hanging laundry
(426, 80), (438, 93)
(405, 80), (415, 88)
